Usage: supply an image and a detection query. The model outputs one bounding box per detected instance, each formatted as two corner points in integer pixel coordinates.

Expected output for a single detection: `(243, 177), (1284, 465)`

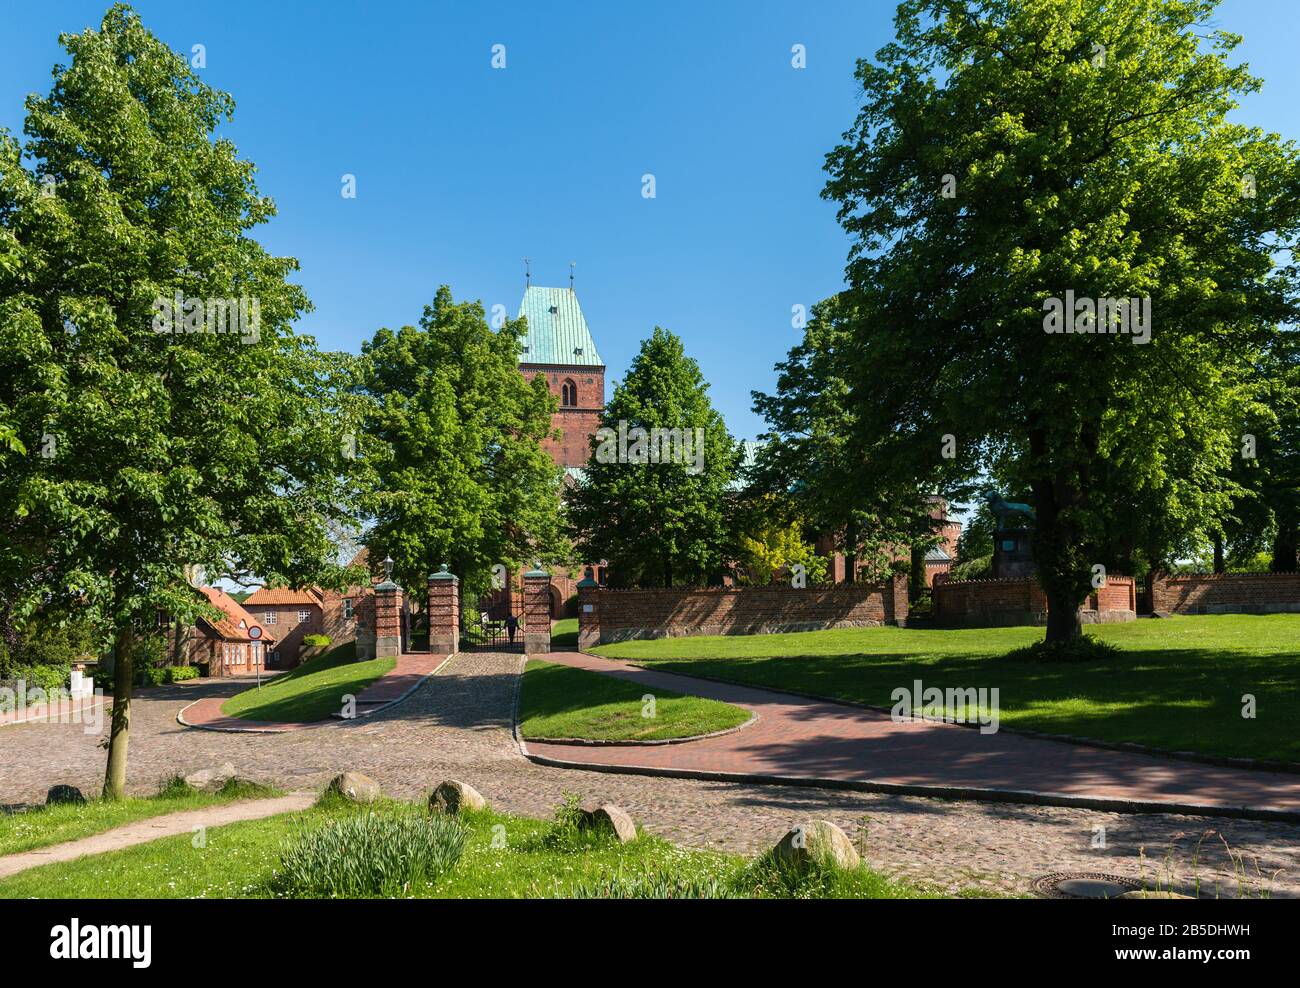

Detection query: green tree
(0, 5), (360, 797)
(568, 327), (741, 587)
(355, 286), (566, 601)
(823, 0), (1300, 639)
(734, 495), (830, 585)
(750, 294), (946, 581)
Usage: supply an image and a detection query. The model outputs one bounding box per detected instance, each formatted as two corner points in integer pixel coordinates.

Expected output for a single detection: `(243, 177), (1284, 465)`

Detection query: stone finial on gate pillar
(576, 567), (601, 652)
(427, 565), (459, 656)
(522, 567), (552, 655)
(373, 568), (403, 658)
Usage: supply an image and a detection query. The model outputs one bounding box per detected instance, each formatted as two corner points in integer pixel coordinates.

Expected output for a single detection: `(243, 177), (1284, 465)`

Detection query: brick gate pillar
(427, 565), (459, 655)
(577, 567), (601, 652)
(522, 568), (552, 654)
(373, 578), (403, 658)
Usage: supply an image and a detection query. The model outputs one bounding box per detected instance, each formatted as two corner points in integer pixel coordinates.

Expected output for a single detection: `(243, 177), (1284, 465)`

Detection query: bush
(169, 666), (199, 683)
(949, 553), (994, 581)
(570, 867), (738, 899)
(270, 809), (466, 898)
(301, 634), (332, 648)
(1004, 635), (1121, 663)
(0, 663), (71, 693)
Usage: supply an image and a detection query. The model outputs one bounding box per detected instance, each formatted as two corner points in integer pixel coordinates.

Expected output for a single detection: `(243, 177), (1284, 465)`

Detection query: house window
(264, 611), (277, 625)
(561, 380), (577, 407)
(343, 598), (354, 619)
(297, 609), (311, 624)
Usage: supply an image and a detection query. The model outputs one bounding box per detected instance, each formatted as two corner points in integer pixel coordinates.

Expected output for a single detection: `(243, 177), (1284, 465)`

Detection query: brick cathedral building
(513, 283), (608, 614)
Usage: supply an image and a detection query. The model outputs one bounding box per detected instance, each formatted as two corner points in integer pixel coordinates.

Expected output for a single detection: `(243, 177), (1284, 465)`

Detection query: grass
(551, 617), (579, 649)
(219, 642), (394, 723)
(0, 795), (948, 899)
(0, 777), (282, 858)
(593, 614), (1300, 762)
(519, 658), (751, 741)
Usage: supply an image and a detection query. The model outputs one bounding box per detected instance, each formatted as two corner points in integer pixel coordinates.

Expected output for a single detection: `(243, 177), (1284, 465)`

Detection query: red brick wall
(250, 603), (322, 668)
(578, 575), (908, 648)
(932, 576), (1136, 626)
(1151, 572), (1300, 615)
(521, 363), (605, 468)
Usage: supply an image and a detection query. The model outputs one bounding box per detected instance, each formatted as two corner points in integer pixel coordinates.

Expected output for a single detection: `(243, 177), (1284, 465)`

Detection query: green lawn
(594, 614), (1300, 762)
(0, 797), (952, 899)
(220, 642), (394, 723)
(551, 617), (579, 649)
(519, 658), (751, 742)
(0, 778), (280, 857)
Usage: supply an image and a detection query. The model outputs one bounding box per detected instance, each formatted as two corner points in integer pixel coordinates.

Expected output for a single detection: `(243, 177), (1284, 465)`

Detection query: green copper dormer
(517, 286), (604, 367)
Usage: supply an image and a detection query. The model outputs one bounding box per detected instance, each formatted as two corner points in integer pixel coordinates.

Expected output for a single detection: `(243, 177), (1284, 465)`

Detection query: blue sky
(3, 0), (1299, 440)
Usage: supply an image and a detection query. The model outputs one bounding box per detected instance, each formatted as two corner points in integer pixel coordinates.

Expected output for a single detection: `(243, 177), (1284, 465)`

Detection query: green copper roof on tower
(517, 286), (604, 367)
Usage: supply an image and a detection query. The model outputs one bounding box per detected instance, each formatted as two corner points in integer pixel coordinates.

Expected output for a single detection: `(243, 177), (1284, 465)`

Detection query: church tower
(517, 285), (606, 469)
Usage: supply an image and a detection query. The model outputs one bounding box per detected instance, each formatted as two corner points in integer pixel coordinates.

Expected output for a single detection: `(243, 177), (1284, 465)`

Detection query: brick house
(243, 587), (325, 669)
(166, 586), (274, 678)
(243, 552), (380, 668)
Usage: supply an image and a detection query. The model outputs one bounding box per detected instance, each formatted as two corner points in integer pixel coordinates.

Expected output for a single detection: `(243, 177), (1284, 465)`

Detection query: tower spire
(569, 261), (576, 293)
(524, 257), (531, 288)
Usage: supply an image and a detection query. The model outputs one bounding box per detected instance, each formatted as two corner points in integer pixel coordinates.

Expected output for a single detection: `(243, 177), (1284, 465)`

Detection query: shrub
(302, 634), (332, 648)
(137, 667), (168, 687)
(169, 666), (199, 683)
(270, 809), (466, 898)
(949, 553), (994, 581)
(1004, 635), (1121, 664)
(570, 867), (738, 899)
(156, 775), (198, 799)
(17, 663), (70, 692)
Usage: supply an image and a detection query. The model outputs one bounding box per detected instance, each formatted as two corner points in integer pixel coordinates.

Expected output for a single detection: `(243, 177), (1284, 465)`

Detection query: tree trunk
(1044, 586), (1083, 640)
(1213, 535), (1225, 574)
(844, 519), (858, 584)
(1271, 511), (1298, 572)
(102, 622), (134, 801)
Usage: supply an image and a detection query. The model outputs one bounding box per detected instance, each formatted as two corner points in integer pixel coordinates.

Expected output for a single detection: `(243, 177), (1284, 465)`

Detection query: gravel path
(1, 652), (1296, 897)
(0, 794), (315, 879)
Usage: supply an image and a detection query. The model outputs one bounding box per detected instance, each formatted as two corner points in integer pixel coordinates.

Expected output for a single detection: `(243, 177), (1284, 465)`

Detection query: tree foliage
(823, 0), (1300, 637)
(568, 327), (741, 587)
(354, 286), (567, 601)
(0, 5), (361, 795)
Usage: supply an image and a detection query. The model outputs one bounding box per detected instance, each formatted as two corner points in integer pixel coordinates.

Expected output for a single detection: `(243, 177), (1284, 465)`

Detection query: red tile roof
(198, 587), (274, 644)
(244, 586), (323, 607)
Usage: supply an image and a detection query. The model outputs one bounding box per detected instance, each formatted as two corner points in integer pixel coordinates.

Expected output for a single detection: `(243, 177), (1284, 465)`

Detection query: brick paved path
(1, 652), (1296, 897)
(527, 652), (1300, 819)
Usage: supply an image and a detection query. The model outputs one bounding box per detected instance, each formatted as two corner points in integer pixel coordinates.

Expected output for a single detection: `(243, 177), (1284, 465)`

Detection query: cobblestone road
(2, 652), (1296, 897)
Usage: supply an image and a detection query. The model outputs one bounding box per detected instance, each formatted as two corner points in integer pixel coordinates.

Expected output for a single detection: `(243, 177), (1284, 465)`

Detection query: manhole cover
(1033, 872), (1144, 899)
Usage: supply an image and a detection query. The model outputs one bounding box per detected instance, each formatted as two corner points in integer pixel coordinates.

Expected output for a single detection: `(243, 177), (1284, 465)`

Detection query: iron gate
(401, 597), (430, 653)
(462, 589), (524, 651)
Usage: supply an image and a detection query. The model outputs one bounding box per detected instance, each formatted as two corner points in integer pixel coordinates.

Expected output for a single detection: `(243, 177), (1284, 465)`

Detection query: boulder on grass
(429, 779), (487, 815)
(325, 771), (380, 804)
(578, 802), (637, 843)
(46, 784), (86, 806)
(772, 820), (860, 871)
(183, 761), (237, 792)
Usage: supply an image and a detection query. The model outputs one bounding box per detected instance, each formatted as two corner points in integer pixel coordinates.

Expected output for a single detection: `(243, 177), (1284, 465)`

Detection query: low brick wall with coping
(931, 575), (1136, 627)
(577, 574), (908, 651)
(1150, 571), (1300, 615)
